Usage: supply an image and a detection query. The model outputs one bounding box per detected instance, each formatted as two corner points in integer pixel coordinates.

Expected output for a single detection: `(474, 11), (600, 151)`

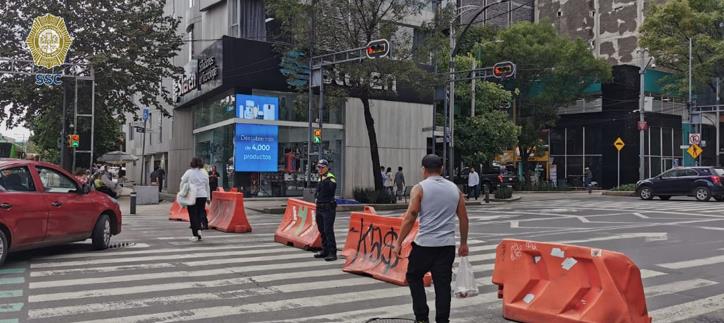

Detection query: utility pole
(471, 59), (476, 117)
(689, 37), (695, 166)
(305, 0), (316, 188)
(638, 49), (646, 181)
(717, 77), (721, 167)
(448, 19), (456, 178)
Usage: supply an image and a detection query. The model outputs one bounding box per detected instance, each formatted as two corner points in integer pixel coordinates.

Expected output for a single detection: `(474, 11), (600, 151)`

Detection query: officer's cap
(317, 159), (329, 168)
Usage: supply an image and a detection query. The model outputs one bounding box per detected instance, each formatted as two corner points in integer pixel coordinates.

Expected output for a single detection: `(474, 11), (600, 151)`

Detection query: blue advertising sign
(234, 124), (279, 172)
(236, 94), (278, 121)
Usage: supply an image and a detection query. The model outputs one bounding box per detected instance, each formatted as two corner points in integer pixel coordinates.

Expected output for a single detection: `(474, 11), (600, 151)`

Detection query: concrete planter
(134, 185), (160, 205)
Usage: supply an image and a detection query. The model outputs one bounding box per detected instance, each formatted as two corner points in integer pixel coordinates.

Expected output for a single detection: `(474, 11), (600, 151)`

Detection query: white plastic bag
(176, 182), (196, 207)
(453, 256), (479, 298)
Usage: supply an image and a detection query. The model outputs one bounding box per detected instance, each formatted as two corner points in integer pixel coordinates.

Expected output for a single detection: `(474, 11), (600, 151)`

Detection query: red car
(0, 159), (122, 265)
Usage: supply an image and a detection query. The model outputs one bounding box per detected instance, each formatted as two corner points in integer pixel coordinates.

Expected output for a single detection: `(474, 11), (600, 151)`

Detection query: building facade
(124, 0), (436, 197)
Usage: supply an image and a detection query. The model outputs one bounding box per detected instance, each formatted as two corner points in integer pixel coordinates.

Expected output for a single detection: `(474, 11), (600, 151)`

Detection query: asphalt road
(1, 193), (723, 323)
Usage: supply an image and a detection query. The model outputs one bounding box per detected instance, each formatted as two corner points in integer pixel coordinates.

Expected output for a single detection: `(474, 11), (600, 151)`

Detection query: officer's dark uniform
(315, 162), (337, 261)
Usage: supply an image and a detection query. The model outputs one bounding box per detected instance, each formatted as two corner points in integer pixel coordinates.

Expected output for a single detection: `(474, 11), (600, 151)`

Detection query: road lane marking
(31, 263), (177, 277)
(645, 279), (718, 298)
(633, 212), (649, 219)
(0, 303), (23, 313)
(0, 291), (22, 299)
(0, 278), (24, 285)
(27, 277), (380, 319)
(32, 243), (280, 261)
(650, 293), (724, 322)
(658, 254), (724, 269)
(510, 220), (519, 228)
(29, 245), (307, 269)
(0, 269), (25, 275)
(640, 269), (666, 279)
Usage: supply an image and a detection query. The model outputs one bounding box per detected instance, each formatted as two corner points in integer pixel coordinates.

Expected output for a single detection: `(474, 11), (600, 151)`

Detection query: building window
(557, 10), (562, 17)
(189, 0), (193, 8)
(230, 0), (239, 37)
(188, 30), (193, 61)
(159, 117), (163, 144)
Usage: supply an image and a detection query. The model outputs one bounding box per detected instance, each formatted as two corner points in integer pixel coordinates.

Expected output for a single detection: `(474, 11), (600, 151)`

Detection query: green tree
(473, 22), (611, 184)
(268, 0), (433, 191)
(640, 0), (724, 96)
(452, 55), (519, 167)
(0, 0), (182, 164)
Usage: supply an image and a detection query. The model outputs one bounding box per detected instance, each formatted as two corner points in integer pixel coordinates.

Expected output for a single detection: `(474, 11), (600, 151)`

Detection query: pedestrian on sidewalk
(314, 159), (338, 261)
(394, 166), (406, 201)
(384, 167), (394, 196)
(208, 165), (220, 200)
(467, 167), (480, 200)
(585, 167), (593, 194)
(181, 157), (210, 241)
(379, 166), (386, 189)
(393, 154), (469, 323)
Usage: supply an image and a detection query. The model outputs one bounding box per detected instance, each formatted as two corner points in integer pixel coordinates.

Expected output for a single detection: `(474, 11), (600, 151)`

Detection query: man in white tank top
(393, 154), (469, 323)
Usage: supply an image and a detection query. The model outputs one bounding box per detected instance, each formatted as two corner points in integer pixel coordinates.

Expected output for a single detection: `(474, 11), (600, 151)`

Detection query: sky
(1, 106), (31, 142)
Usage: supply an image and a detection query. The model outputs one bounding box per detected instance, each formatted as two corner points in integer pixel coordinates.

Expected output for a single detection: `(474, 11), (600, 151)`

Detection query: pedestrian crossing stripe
(16, 220), (724, 322)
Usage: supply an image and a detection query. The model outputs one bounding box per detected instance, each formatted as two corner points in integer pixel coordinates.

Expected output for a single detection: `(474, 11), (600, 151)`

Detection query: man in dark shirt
(314, 159), (337, 261)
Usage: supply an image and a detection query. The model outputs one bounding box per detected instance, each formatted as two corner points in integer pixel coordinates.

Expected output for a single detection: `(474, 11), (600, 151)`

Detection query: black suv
(636, 167), (724, 202)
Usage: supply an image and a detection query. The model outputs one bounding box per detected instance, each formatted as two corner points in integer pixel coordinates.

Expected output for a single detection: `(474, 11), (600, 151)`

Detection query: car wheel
(0, 230), (7, 266)
(695, 186), (712, 202)
(638, 186), (654, 200)
(715, 196), (724, 202)
(92, 214), (112, 250)
(659, 195), (671, 200)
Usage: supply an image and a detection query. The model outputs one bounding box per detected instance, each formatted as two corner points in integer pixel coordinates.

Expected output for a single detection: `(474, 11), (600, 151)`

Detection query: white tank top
(414, 176), (459, 247)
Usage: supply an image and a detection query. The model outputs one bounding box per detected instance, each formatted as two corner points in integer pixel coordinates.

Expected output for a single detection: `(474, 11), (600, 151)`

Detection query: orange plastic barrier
(274, 198), (321, 250)
(341, 211), (431, 286)
(363, 205), (377, 214)
(169, 201), (190, 222)
(492, 239), (651, 323)
(206, 191), (252, 233)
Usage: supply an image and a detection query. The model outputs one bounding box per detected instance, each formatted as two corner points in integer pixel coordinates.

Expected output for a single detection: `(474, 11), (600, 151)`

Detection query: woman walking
(384, 167), (394, 196)
(180, 157), (210, 241)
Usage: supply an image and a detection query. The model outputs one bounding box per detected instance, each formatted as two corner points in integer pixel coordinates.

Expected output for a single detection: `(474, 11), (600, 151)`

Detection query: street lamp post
(638, 49), (653, 180)
(445, 0), (509, 177)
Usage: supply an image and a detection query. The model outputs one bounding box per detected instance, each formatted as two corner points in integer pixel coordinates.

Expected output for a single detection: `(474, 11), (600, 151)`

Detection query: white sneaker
(190, 236), (202, 242)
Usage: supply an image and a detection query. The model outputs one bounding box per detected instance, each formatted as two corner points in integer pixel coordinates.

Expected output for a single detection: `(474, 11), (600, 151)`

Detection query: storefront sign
(234, 124), (279, 172)
(236, 95), (278, 120)
(174, 39), (223, 105)
(198, 56), (219, 85)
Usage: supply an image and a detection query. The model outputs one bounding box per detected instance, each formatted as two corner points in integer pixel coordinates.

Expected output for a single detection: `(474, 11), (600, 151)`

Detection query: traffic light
(366, 39), (390, 59)
(70, 134), (79, 148)
(492, 61), (516, 79)
(313, 129), (322, 144)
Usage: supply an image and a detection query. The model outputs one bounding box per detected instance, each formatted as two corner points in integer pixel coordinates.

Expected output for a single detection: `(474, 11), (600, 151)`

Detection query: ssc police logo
(25, 14), (73, 69)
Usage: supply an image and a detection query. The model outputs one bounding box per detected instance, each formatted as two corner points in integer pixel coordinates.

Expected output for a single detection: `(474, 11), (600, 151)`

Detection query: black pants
(315, 205), (337, 255)
(469, 185), (480, 200)
(187, 197), (208, 237)
(158, 179), (164, 192)
(406, 243), (456, 323)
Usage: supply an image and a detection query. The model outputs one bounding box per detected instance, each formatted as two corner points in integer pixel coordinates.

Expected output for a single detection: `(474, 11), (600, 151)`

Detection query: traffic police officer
(314, 159), (337, 261)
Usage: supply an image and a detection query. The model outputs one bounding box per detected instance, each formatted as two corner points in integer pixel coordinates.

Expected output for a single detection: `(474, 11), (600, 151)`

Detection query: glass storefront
(192, 90), (345, 197)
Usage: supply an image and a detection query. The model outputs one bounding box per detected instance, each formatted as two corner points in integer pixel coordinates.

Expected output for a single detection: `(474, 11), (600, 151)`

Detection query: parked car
(635, 167), (724, 202)
(0, 159), (122, 265)
(480, 165), (516, 192)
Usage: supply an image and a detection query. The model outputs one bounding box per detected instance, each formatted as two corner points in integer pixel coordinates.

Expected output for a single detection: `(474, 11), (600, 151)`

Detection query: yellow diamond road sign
(687, 144), (703, 159)
(614, 137), (625, 152)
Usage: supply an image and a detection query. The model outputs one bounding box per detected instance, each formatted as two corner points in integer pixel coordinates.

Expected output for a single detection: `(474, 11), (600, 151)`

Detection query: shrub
(495, 185), (513, 199)
(611, 183), (636, 191)
(352, 188), (396, 204)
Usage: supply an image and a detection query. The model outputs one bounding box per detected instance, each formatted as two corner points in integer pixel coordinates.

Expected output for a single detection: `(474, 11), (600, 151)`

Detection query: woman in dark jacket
(208, 166), (219, 200)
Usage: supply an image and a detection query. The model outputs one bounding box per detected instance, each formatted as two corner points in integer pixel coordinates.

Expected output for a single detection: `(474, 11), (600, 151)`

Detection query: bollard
(130, 191), (137, 215)
(484, 184), (490, 204)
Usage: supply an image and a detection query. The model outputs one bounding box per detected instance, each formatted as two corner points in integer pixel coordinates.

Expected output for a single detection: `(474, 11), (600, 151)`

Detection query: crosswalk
(0, 205), (719, 323)
(497, 198), (724, 215)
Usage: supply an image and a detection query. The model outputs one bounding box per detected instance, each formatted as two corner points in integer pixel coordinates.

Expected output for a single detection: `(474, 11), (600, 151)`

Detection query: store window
(193, 92), (236, 129)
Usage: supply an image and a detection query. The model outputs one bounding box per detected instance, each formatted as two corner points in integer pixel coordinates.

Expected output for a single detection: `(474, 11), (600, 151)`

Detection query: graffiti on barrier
(350, 217), (400, 273)
(293, 206), (313, 236)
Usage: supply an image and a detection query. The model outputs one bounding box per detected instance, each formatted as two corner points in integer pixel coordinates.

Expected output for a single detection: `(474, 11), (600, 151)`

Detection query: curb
(253, 196), (522, 214)
(602, 191), (636, 197)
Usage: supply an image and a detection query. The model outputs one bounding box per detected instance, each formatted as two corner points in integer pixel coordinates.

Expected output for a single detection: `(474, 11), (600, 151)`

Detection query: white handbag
(177, 182), (196, 207)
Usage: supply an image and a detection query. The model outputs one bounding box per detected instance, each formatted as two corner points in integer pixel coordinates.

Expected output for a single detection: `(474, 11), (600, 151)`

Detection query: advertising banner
(234, 124), (279, 172)
(236, 94), (278, 121)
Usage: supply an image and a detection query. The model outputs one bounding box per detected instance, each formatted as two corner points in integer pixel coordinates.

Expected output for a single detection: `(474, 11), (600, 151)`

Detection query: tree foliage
(640, 0), (724, 96)
(472, 22), (611, 181)
(0, 0), (182, 161)
(268, 0), (433, 191)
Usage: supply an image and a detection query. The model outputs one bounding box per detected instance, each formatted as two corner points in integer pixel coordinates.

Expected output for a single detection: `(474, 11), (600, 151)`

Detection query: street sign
(689, 133), (701, 145)
(143, 108), (150, 122)
(687, 144), (703, 159)
(614, 137), (625, 151)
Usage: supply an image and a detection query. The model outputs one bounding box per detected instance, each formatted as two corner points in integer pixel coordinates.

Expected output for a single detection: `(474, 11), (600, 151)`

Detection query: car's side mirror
(82, 184), (91, 194)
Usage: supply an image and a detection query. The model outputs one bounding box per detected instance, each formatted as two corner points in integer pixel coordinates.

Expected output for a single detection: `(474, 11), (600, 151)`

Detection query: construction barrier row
(341, 211), (431, 286)
(274, 198), (322, 250)
(168, 190), (251, 234)
(492, 239), (651, 323)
